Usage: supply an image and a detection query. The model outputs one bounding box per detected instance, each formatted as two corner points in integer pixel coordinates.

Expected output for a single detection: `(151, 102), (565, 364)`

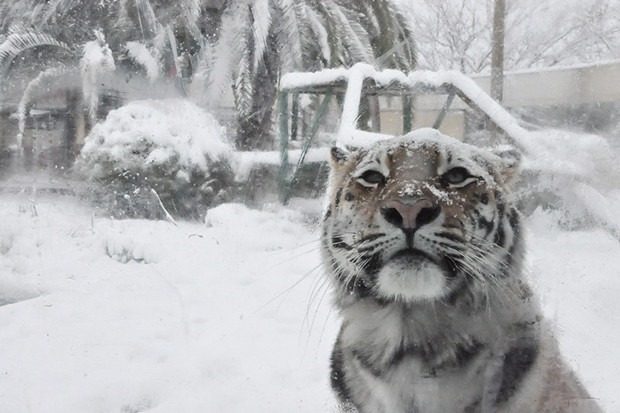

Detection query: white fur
(375, 259), (446, 302)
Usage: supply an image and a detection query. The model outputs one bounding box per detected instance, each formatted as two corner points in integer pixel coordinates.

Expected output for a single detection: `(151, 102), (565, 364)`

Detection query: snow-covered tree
(402, 0), (620, 73)
(80, 30), (116, 124)
(1, 27), (116, 129)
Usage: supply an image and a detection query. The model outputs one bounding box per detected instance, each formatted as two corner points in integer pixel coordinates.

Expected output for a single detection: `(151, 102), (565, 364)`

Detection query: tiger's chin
(375, 251), (448, 303)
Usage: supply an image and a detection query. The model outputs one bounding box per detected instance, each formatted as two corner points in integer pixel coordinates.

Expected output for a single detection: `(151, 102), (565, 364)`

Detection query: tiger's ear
(330, 145), (351, 169)
(492, 145), (521, 183)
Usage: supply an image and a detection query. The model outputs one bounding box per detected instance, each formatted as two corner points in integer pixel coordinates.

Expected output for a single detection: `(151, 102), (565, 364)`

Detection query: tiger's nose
(380, 199), (440, 230)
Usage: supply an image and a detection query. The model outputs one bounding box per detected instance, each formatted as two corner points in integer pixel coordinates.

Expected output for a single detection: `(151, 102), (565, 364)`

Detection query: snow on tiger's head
(321, 128), (523, 305)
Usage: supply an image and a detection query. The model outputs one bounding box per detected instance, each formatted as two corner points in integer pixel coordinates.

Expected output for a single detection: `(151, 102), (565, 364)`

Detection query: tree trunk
(62, 89), (80, 169)
(491, 0), (505, 104)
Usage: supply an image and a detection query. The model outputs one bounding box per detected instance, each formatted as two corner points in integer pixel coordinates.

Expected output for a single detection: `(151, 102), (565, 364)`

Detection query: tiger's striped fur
(321, 129), (601, 413)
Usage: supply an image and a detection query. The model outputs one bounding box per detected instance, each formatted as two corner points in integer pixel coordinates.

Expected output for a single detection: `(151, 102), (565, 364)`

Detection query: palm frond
(251, 0), (271, 69)
(132, 0), (161, 40)
(313, 1), (345, 66)
(125, 41), (161, 81)
(17, 64), (76, 137)
(233, 47), (255, 119)
(273, 0), (312, 72)
(320, 0), (373, 66)
(203, 2), (250, 107)
(41, 0), (79, 23)
(382, 1), (417, 70)
(174, 0), (202, 40)
(305, 7), (330, 66)
(0, 29), (73, 79)
(343, 0), (416, 71)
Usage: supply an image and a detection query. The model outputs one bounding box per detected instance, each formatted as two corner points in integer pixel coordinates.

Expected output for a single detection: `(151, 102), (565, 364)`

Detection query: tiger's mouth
(374, 248), (449, 302)
(389, 248), (438, 267)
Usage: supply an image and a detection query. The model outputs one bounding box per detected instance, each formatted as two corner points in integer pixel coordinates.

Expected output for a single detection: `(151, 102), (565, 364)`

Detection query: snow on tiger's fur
(321, 129), (602, 413)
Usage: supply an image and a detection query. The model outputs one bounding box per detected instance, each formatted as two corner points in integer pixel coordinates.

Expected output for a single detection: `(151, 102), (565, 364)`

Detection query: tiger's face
(322, 129), (521, 305)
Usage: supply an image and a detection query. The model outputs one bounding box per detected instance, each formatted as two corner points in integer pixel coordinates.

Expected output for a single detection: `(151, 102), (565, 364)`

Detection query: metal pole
(277, 91), (289, 203)
(403, 95), (413, 134)
(282, 89), (333, 205)
(291, 92), (299, 141)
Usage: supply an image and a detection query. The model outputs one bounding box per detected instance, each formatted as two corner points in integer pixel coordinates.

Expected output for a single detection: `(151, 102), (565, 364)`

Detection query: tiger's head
(321, 128), (523, 306)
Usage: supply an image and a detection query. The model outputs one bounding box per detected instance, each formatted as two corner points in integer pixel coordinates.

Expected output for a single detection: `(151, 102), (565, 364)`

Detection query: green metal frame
(277, 79), (459, 203)
(403, 95), (413, 134)
(278, 88), (334, 204)
(277, 91), (290, 201)
(433, 91), (456, 130)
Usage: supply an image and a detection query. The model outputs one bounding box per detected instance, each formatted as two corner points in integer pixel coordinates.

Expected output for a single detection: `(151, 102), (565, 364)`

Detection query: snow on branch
(80, 30), (116, 124)
(17, 65), (75, 144)
(0, 30), (72, 79)
(125, 41), (161, 82)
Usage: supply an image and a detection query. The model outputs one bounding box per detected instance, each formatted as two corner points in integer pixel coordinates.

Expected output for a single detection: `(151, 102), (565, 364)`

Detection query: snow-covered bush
(74, 99), (234, 220)
(515, 129), (620, 239)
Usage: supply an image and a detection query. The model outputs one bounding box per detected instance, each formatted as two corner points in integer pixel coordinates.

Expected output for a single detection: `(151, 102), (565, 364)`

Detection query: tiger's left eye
(357, 170), (385, 187)
(442, 167), (470, 185)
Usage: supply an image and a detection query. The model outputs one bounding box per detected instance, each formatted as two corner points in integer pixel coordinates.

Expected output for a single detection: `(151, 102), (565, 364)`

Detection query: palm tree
(198, 0), (417, 150)
(0, 0), (201, 109)
(0, 0), (417, 151)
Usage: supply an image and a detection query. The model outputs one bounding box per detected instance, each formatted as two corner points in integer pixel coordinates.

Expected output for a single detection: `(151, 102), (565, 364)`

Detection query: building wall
(404, 61), (620, 139)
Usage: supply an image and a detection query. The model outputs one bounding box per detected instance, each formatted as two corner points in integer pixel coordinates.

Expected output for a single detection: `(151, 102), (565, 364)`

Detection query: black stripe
(343, 275), (374, 299)
(359, 233), (386, 243)
(437, 231), (466, 243)
(496, 344), (539, 405)
(465, 399), (481, 413)
(493, 201), (506, 247)
(361, 252), (382, 276)
(472, 206), (494, 238)
(494, 223), (506, 251)
(441, 254), (461, 280)
(507, 208), (520, 256)
(332, 235), (353, 250)
(352, 349), (382, 376)
(508, 208), (520, 239)
(445, 278), (474, 306)
(334, 188), (343, 209)
(499, 207), (521, 278)
(453, 340), (485, 366)
(330, 334), (354, 405)
(478, 216), (494, 237)
(387, 340), (485, 373)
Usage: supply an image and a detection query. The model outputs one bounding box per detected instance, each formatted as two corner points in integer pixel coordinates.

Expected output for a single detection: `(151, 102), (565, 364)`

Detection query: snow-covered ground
(0, 191), (619, 412)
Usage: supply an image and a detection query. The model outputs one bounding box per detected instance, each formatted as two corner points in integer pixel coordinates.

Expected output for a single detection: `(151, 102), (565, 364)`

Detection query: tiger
(320, 128), (602, 413)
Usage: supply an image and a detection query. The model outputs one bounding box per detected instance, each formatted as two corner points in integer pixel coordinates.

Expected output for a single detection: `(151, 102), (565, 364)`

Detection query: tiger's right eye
(357, 170), (385, 187)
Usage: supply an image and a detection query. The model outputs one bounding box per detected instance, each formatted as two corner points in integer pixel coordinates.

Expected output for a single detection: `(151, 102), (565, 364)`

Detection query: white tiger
(321, 129), (602, 413)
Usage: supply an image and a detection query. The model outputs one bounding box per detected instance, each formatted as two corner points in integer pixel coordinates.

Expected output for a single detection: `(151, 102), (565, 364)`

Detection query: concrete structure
(379, 60), (620, 139)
